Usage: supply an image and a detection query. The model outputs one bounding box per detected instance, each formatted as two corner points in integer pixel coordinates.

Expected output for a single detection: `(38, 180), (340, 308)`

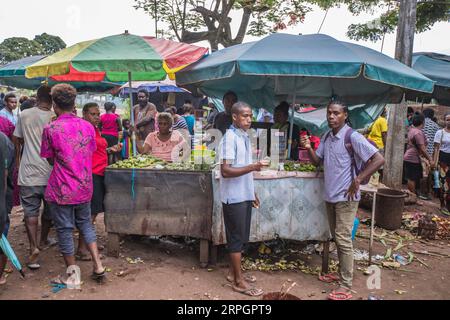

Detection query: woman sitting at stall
(137, 112), (188, 162)
(271, 102), (300, 161)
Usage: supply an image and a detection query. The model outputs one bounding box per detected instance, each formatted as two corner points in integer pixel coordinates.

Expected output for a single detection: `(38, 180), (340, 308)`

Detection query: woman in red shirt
(77, 102), (121, 260)
(100, 102), (122, 162)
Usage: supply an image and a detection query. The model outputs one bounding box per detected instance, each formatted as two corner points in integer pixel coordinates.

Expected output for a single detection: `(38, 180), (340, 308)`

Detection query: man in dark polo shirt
(214, 91), (238, 135)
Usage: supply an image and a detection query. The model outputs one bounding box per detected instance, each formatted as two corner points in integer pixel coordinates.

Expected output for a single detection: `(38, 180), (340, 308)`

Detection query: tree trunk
(383, 0), (417, 189)
(210, 41), (219, 52)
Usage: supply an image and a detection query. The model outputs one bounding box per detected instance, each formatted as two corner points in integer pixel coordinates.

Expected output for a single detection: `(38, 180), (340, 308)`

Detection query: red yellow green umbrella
(25, 32), (208, 82)
(25, 32), (208, 156)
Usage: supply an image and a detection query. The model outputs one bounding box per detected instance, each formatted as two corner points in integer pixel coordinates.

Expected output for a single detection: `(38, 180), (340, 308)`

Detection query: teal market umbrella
(177, 33), (435, 157)
(0, 55), (46, 89)
(406, 52), (450, 106)
(0, 234), (25, 278)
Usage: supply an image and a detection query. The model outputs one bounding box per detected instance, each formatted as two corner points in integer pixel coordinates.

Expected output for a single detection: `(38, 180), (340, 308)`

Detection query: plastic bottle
(393, 254), (408, 266)
(351, 217), (360, 240)
(433, 169), (440, 189)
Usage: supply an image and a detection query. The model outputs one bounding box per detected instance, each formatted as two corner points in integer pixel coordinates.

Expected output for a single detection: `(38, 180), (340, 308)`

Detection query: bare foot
(231, 280), (263, 297)
(0, 274), (7, 285)
(226, 273), (256, 283)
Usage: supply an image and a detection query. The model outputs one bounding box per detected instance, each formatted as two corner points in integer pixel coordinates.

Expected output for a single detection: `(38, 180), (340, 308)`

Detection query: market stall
(103, 157), (331, 269)
(211, 170), (330, 245)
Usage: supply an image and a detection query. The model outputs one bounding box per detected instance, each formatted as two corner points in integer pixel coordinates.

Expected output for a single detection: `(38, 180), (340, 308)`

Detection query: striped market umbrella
(26, 32), (208, 155)
(25, 32), (209, 82)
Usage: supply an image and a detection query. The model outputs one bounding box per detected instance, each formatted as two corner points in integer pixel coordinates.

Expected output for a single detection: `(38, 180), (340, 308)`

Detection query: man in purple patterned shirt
(41, 84), (105, 283)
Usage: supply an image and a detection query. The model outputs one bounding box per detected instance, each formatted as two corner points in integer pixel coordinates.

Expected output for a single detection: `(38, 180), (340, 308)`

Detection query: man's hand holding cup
(300, 135), (312, 150)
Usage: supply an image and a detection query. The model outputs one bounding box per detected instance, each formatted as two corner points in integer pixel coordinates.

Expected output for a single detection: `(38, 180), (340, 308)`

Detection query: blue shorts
(48, 202), (97, 256)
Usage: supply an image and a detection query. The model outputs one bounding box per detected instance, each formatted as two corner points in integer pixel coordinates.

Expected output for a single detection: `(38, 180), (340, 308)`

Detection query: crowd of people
(0, 82), (447, 300)
(401, 108), (450, 215)
(0, 84), (202, 286)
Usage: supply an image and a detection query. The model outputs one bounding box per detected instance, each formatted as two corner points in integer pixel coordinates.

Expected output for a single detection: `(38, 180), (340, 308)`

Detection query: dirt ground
(0, 199), (449, 301)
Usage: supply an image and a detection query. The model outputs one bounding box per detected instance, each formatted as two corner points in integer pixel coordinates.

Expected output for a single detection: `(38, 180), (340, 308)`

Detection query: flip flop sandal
(328, 291), (353, 300)
(50, 280), (67, 293)
(27, 263), (41, 270)
(91, 270), (106, 284)
(319, 274), (340, 283)
(50, 275), (68, 286)
(3, 267), (13, 273)
(227, 274), (257, 283)
(232, 285), (264, 297)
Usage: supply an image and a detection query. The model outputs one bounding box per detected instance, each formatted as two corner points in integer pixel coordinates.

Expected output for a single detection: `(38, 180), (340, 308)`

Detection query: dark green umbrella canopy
(406, 52), (450, 106)
(0, 55), (122, 92)
(177, 33), (435, 110)
(0, 56), (46, 89)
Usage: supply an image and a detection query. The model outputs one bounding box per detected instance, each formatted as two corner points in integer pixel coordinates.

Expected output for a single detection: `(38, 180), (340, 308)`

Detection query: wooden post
(383, 99), (407, 189)
(199, 239), (209, 268)
(383, 0), (417, 189)
(369, 191), (377, 266)
(321, 241), (330, 274)
(107, 233), (120, 258)
(209, 243), (218, 266)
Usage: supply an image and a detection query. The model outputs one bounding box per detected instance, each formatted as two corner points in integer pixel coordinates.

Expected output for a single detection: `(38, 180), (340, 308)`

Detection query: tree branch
(169, 2), (182, 41)
(232, 6), (252, 45)
(192, 5), (231, 23)
(191, 6), (222, 30)
(214, 0), (220, 12)
(182, 30), (215, 43)
(214, 0), (236, 44)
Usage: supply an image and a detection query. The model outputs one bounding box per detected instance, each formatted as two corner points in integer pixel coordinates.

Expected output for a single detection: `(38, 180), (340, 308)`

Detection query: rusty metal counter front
(104, 168), (214, 262)
(211, 171), (331, 245)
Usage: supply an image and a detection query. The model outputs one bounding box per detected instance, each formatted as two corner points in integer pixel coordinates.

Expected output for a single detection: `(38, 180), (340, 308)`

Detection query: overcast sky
(0, 0), (449, 57)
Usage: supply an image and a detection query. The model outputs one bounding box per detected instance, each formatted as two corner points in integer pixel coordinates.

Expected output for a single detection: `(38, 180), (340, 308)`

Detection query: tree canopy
(34, 33), (66, 55)
(314, 0), (450, 42)
(134, 0), (311, 51)
(134, 0), (449, 50)
(0, 33), (66, 65)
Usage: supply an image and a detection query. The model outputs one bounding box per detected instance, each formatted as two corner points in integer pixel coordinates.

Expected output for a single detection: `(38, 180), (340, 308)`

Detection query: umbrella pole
(129, 72), (137, 156)
(287, 82), (297, 160)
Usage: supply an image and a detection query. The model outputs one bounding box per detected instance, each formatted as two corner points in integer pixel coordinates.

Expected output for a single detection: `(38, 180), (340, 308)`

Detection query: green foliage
(133, 0), (449, 47)
(122, 98), (131, 120)
(134, 0), (204, 40)
(0, 37), (42, 65)
(245, 0), (312, 36)
(34, 33), (66, 55)
(134, 0), (311, 48)
(342, 0), (450, 41)
(0, 33), (66, 65)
